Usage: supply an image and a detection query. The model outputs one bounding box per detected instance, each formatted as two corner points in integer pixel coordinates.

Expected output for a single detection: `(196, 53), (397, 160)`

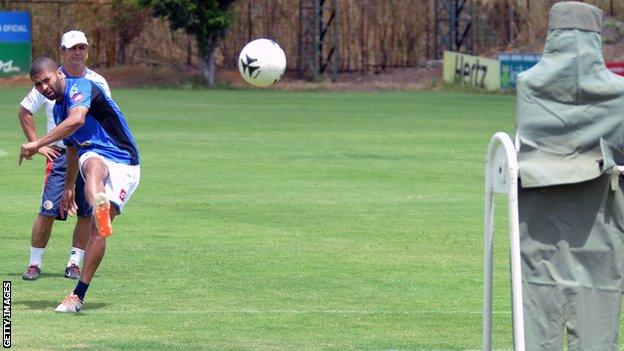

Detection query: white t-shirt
(19, 67), (111, 148)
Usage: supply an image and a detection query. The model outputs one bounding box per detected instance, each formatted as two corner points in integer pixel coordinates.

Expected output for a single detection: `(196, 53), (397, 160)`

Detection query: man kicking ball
(18, 30), (112, 281)
(19, 56), (141, 313)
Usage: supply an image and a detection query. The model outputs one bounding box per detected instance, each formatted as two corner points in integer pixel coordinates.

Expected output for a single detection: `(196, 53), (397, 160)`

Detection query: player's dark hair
(30, 56), (58, 78)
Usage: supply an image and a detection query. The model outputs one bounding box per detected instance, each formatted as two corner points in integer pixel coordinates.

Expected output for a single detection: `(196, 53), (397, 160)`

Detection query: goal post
(483, 132), (524, 351)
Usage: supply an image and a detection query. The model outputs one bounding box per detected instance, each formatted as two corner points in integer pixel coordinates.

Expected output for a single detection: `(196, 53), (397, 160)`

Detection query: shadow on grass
(1, 271), (67, 279)
(39, 272), (66, 278)
(0, 272), (21, 280)
(16, 300), (108, 311)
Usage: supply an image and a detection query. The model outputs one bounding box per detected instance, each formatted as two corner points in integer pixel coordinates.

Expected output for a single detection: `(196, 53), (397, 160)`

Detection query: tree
(140, 0), (237, 86)
(113, 0), (149, 65)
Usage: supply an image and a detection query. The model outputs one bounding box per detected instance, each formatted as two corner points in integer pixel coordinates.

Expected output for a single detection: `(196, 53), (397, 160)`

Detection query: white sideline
(13, 308), (512, 315)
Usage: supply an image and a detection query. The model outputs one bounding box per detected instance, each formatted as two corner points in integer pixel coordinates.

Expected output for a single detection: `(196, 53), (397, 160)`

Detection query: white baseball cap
(61, 30), (89, 49)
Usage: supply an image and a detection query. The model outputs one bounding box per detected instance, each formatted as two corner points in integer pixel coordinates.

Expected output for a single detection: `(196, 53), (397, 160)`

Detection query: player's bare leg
(64, 217), (90, 279)
(82, 157), (109, 206)
(72, 217), (90, 250)
(79, 156), (112, 283)
(81, 207), (118, 283)
(81, 157), (113, 236)
(31, 214), (54, 248)
(23, 215), (54, 280)
(57, 157), (114, 312)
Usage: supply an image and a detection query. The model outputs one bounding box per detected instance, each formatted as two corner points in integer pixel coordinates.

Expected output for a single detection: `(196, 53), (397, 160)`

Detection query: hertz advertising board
(443, 51), (500, 91)
(0, 12), (31, 77)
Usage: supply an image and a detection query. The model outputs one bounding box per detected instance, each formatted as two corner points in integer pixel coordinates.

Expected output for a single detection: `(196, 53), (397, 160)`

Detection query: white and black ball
(238, 39), (287, 87)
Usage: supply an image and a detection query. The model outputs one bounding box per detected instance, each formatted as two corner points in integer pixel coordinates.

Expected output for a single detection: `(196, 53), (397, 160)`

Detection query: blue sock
(73, 280), (89, 301)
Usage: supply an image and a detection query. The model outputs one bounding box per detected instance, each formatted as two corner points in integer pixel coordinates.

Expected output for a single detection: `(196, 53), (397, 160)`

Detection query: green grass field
(0, 87), (520, 350)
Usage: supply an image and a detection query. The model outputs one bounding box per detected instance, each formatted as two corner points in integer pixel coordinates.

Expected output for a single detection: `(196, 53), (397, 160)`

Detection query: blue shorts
(40, 151), (91, 219)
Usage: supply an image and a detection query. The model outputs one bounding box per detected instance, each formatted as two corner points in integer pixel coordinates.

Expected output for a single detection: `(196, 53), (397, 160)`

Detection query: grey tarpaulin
(515, 1), (624, 349)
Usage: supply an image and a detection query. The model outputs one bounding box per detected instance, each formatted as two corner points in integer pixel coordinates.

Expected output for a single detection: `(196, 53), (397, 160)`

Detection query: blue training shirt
(53, 77), (140, 165)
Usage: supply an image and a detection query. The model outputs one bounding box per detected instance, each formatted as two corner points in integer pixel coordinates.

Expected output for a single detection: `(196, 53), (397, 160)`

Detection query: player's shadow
(40, 272), (66, 278)
(17, 300), (108, 311)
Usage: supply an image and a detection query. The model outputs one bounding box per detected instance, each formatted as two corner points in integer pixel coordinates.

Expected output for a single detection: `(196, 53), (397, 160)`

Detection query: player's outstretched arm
(18, 106), (61, 161)
(19, 106), (88, 165)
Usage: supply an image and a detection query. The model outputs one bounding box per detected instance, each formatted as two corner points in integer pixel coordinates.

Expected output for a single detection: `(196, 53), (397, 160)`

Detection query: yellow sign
(443, 51), (500, 91)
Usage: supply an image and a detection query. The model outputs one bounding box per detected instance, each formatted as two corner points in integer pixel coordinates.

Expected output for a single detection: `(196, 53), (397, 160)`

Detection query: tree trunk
(201, 33), (220, 86)
(187, 37), (192, 66)
(117, 42), (126, 65)
(202, 51), (215, 86)
(247, 1), (253, 42)
(107, 31), (117, 68)
(361, 0), (369, 74)
(610, 0), (615, 16)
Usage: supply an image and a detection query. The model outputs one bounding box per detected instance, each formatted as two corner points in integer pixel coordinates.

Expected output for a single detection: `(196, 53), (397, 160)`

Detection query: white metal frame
(483, 132), (525, 351)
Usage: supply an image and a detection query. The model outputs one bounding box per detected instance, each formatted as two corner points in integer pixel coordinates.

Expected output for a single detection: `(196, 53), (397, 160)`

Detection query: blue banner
(0, 12), (31, 43)
(499, 53), (541, 89)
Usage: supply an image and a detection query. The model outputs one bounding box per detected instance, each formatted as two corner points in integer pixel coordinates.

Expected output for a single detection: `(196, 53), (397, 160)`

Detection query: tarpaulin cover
(515, 2), (624, 349)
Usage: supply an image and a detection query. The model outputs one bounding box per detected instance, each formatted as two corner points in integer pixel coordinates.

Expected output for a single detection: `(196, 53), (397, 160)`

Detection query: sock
(67, 247), (85, 267)
(73, 280), (89, 301)
(29, 247), (45, 268)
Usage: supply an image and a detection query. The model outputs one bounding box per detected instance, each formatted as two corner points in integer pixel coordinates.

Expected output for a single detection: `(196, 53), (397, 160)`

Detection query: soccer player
(19, 56), (140, 313)
(18, 30), (112, 281)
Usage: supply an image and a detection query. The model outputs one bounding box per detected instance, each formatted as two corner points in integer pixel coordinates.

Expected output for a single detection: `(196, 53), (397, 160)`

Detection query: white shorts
(78, 151), (140, 213)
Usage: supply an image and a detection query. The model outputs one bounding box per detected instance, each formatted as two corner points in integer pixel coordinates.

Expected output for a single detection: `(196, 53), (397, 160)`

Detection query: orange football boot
(94, 192), (112, 237)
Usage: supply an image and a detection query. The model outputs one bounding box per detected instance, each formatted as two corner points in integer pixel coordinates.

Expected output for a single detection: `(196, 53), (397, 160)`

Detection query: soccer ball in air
(238, 39), (286, 87)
